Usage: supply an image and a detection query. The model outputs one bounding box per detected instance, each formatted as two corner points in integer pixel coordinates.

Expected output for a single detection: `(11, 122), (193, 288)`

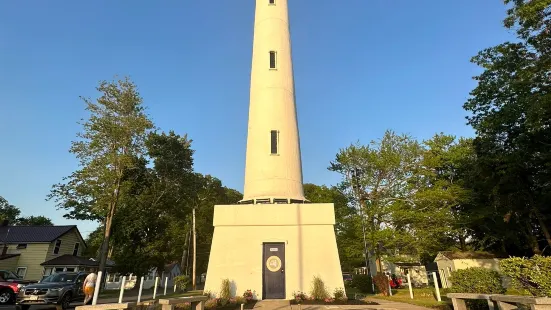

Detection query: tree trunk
(534, 210), (551, 248)
(98, 179), (121, 284)
(181, 229), (190, 273)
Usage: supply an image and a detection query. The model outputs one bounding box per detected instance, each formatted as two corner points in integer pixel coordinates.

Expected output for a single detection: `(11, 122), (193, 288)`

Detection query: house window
(269, 51), (277, 69)
(16, 267), (27, 278)
(269, 0), (275, 5)
(73, 243), (79, 256)
(65, 267), (76, 272)
(16, 244), (27, 250)
(53, 239), (62, 254)
(270, 130), (279, 154)
(55, 267), (65, 273)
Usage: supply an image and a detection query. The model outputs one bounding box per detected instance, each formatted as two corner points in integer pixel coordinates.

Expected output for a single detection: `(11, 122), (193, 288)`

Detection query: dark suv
(17, 272), (88, 310)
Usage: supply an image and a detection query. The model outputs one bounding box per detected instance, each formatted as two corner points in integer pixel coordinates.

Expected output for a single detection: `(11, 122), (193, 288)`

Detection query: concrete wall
(204, 204), (344, 300)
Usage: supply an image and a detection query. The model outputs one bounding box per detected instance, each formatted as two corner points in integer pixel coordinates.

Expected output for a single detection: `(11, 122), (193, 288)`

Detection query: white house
(434, 251), (503, 288)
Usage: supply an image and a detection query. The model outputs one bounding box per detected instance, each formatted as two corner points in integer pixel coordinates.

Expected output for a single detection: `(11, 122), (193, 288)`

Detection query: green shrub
(205, 299), (218, 309)
(174, 275), (190, 292)
(373, 274), (389, 296)
(351, 274), (374, 293)
(449, 267), (505, 294)
(219, 278), (231, 305)
(333, 287), (347, 301)
(310, 276), (329, 300)
(500, 255), (551, 297)
(450, 267), (505, 310)
(235, 296), (246, 304)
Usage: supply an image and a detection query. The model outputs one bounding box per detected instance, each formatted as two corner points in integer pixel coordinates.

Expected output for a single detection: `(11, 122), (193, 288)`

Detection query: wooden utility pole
(192, 208), (196, 290)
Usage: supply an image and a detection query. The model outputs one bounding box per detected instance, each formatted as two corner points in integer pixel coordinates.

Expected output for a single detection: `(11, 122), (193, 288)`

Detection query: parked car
(0, 270), (37, 305)
(17, 272), (88, 310)
(342, 273), (353, 282)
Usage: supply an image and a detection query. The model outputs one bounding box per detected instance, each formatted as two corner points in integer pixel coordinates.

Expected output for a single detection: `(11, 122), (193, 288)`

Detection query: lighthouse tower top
(241, 0), (306, 204)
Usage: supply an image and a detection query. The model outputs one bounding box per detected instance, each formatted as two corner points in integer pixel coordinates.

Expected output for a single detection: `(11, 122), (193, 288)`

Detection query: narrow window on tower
(269, 51), (277, 69)
(269, 0), (275, 5)
(270, 130), (279, 154)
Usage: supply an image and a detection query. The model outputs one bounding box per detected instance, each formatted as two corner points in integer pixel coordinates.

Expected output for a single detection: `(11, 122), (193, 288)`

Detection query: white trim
(16, 267), (27, 278)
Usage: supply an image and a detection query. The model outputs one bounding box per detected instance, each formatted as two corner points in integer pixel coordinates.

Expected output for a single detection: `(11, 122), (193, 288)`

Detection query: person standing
(83, 271), (97, 305)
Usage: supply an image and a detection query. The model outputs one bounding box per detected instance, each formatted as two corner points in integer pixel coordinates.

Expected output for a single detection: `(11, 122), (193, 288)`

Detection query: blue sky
(0, 1), (515, 237)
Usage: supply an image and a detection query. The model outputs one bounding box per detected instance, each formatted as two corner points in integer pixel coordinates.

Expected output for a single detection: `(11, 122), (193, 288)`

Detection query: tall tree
(303, 184), (361, 270)
(463, 0), (551, 255)
(0, 196), (21, 223)
(48, 77), (154, 276)
(329, 130), (424, 267)
(0, 196), (54, 226)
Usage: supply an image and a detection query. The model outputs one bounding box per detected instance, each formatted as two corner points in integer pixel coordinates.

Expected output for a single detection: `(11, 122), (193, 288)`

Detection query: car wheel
(0, 289), (13, 304)
(59, 293), (71, 310)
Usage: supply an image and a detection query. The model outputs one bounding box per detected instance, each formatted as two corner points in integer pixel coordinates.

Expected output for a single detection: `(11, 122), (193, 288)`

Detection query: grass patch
(372, 288), (452, 310)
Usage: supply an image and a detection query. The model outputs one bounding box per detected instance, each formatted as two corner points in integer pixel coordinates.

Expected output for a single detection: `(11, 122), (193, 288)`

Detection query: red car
(0, 270), (36, 305)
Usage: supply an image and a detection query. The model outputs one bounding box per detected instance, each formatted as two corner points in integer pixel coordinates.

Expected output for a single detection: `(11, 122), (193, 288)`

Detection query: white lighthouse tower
(204, 0), (344, 300)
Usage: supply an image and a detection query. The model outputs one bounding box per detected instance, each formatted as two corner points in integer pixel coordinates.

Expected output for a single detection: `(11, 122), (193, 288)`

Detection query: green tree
(48, 77), (154, 275)
(303, 184), (361, 270)
(16, 216), (53, 226)
(329, 130), (424, 268)
(0, 196), (54, 226)
(0, 196), (21, 223)
(463, 0), (551, 255)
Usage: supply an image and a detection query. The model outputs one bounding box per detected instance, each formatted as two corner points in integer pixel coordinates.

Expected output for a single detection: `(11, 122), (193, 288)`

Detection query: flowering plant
(324, 298), (334, 303)
(243, 289), (255, 302)
(292, 291), (308, 303)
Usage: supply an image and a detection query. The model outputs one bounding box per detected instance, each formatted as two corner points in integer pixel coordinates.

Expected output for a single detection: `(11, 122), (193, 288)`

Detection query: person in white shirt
(83, 272), (97, 305)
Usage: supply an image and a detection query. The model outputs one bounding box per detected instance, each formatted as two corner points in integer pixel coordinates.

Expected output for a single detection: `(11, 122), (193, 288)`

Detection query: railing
(447, 293), (551, 310)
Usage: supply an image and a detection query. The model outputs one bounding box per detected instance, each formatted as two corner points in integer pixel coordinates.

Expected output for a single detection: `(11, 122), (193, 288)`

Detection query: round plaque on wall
(266, 256), (282, 272)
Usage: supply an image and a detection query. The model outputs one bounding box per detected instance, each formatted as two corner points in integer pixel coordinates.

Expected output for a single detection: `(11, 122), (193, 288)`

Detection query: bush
(333, 287), (347, 302)
(449, 267), (505, 294)
(235, 296), (246, 304)
(310, 276), (329, 300)
(243, 289), (255, 302)
(293, 291), (308, 304)
(450, 267), (505, 310)
(219, 278), (231, 305)
(500, 255), (551, 297)
(373, 274), (389, 296)
(205, 299), (218, 309)
(174, 275), (190, 292)
(351, 274), (374, 293)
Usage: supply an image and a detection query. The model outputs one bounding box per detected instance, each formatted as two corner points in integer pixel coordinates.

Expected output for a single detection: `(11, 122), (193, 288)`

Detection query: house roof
(0, 254), (20, 261)
(164, 262), (180, 273)
(41, 254), (116, 267)
(0, 225), (81, 244)
(437, 251), (499, 260)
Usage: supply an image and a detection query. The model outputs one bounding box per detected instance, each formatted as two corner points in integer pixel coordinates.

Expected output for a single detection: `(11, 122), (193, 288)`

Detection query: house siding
(6, 243), (50, 280)
(0, 256), (21, 273)
(45, 228), (83, 262)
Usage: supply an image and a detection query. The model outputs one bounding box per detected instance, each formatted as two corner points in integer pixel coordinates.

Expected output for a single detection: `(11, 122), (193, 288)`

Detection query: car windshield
(2, 270), (20, 280)
(42, 273), (77, 283)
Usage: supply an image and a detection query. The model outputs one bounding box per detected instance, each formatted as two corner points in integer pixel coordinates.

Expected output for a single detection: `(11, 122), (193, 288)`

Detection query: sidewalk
(364, 298), (433, 310)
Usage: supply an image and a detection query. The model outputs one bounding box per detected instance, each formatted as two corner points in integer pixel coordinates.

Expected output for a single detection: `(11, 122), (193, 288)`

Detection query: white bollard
(118, 276), (126, 303)
(153, 277), (159, 299)
(387, 275), (393, 296)
(137, 277), (144, 303)
(407, 274), (413, 299)
(164, 277), (168, 295)
(241, 304), (244, 310)
(174, 283), (177, 293)
(92, 271), (102, 305)
(432, 272), (441, 302)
